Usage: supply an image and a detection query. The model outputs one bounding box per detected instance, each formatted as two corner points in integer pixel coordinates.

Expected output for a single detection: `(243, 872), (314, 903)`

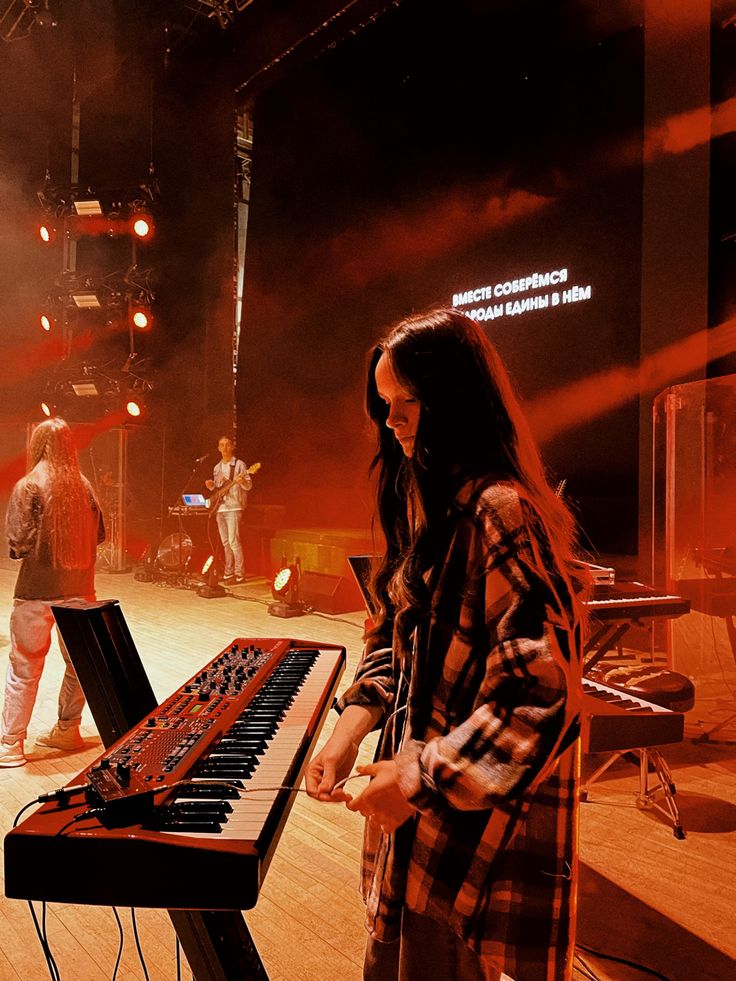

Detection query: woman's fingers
(306, 750), (357, 802)
(304, 758), (324, 797)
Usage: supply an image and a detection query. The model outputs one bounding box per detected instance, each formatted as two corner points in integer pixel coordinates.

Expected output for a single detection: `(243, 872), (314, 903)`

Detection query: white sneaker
(0, 739), (26, 767)
(36, 724), (85, 751)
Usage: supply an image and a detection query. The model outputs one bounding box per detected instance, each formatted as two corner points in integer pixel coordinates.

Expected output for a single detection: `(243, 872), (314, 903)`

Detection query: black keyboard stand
(583, 620), (632, 672)
(582, 745), (686, 840)
(51, 599), (271, 981)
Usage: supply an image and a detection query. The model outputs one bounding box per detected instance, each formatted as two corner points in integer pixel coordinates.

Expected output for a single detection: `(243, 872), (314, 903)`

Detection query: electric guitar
(207, 462), (261, 513)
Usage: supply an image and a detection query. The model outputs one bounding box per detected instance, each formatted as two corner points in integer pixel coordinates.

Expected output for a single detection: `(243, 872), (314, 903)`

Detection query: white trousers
(1, 598), (90, 743)
(216, 509), (244, 577)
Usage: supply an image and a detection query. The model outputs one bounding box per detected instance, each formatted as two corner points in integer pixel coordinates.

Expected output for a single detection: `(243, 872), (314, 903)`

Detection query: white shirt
(212, 458), (251, 512)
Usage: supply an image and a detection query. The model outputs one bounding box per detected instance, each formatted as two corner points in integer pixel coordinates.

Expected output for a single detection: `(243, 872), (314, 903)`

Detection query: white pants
(1, 598), (90, 743)
(216, 509), (244, 577)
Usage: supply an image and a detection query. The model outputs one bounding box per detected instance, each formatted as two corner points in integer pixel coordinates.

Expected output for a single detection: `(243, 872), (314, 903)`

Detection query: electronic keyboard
(583, 676), (684, 754)
(4, 637), (346, 911)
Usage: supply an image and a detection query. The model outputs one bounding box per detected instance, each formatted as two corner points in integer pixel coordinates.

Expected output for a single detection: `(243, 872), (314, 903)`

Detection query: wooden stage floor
(0, 567), (734, 980)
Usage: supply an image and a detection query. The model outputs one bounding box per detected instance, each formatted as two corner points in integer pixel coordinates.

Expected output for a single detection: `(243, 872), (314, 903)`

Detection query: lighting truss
(45, 267), (155, 322)
(181, 0), (256, 31)
(1, 0), (58, 42)
(37, 176), (160, 224)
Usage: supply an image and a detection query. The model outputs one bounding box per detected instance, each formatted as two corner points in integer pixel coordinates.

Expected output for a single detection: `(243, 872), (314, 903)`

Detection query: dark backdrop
(239, 0), (644, 552)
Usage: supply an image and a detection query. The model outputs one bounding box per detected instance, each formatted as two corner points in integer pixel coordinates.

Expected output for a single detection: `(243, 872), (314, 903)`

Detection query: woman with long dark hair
(0, 418), (104, 768)
(306, 309), (585, 980)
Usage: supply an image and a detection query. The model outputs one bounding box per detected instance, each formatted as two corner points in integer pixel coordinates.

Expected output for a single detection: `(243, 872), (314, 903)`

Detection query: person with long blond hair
(0, 417), (104, 768)
(306, 309), (586, 980)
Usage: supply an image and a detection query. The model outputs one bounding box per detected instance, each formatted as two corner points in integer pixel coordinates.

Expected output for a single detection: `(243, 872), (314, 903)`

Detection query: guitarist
(205, 436), (252, 584)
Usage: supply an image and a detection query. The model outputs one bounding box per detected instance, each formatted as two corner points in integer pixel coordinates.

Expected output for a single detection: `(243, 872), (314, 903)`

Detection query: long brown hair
(30, 418), (98, 570)
(366, 308), (583, 650)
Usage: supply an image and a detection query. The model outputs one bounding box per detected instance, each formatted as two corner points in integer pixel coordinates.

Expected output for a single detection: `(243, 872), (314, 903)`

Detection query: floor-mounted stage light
(134, 543), (157, 583)
(197, 555), (227, 599)
(268, 558), (305, 618)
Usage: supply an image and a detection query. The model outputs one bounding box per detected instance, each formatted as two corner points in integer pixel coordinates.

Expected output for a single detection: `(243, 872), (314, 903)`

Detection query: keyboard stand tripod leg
(168, 909), (269, 981)
(581, 751), (624, 800)
(636, 749), (686, 841)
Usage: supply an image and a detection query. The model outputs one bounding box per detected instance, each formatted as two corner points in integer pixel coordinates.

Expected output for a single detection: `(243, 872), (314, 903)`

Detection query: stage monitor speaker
(300, 571), (360, 614)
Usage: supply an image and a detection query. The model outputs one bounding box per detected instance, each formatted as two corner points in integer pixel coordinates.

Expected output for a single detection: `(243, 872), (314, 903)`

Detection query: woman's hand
(346, 761), (416, 833)
(306, 704), (383, 803)
(305, 730), (361, 803)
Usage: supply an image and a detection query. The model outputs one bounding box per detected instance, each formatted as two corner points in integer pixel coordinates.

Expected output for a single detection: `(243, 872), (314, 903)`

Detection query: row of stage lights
(35, 179), (158, 423)
(38, 212), (154, 245)
(38, 298), (154, 335)
(38, 361), (153, 422)
(37, 188), (157, 338)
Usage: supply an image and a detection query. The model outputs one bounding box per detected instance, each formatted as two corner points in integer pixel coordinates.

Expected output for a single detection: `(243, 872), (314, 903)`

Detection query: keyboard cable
(110, 907), (124, 981)
(130, 908), (151, 981)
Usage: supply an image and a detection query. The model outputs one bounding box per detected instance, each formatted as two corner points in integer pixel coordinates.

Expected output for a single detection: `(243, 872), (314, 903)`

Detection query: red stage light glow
(528, 318), (736, 444)
(332, 187), (549, 288)
(644, 96), (736, 163)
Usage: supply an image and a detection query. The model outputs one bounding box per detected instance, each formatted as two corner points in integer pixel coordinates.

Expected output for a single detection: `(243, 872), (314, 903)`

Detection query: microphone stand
(168, 455), (208, 587)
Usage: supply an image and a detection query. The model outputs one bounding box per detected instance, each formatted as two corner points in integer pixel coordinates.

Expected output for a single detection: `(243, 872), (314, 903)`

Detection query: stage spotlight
(38, 222), (56, 244)
(268, 558), (305, 618)
(126, 400), (142, 418)
(131, 215), (153, 239)
(40, 401), (53, 417)
(130, 305), (152, 330)
(40, 312), (54, 332)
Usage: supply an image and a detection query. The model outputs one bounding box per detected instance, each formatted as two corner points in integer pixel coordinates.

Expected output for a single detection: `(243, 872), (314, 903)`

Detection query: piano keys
(582, 676), (684, 754)
(585, 581), (691, 622)
(581, 581), (690, 753)
(582, 581), (691, 671)
(4, 637), (346, 911)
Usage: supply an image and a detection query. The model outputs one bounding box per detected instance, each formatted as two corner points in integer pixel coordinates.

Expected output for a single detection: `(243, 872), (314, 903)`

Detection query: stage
(0, 567), (734, 980)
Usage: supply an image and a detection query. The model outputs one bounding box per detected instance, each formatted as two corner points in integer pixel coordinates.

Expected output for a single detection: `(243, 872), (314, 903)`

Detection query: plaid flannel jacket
(337, 479), (583, 981)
